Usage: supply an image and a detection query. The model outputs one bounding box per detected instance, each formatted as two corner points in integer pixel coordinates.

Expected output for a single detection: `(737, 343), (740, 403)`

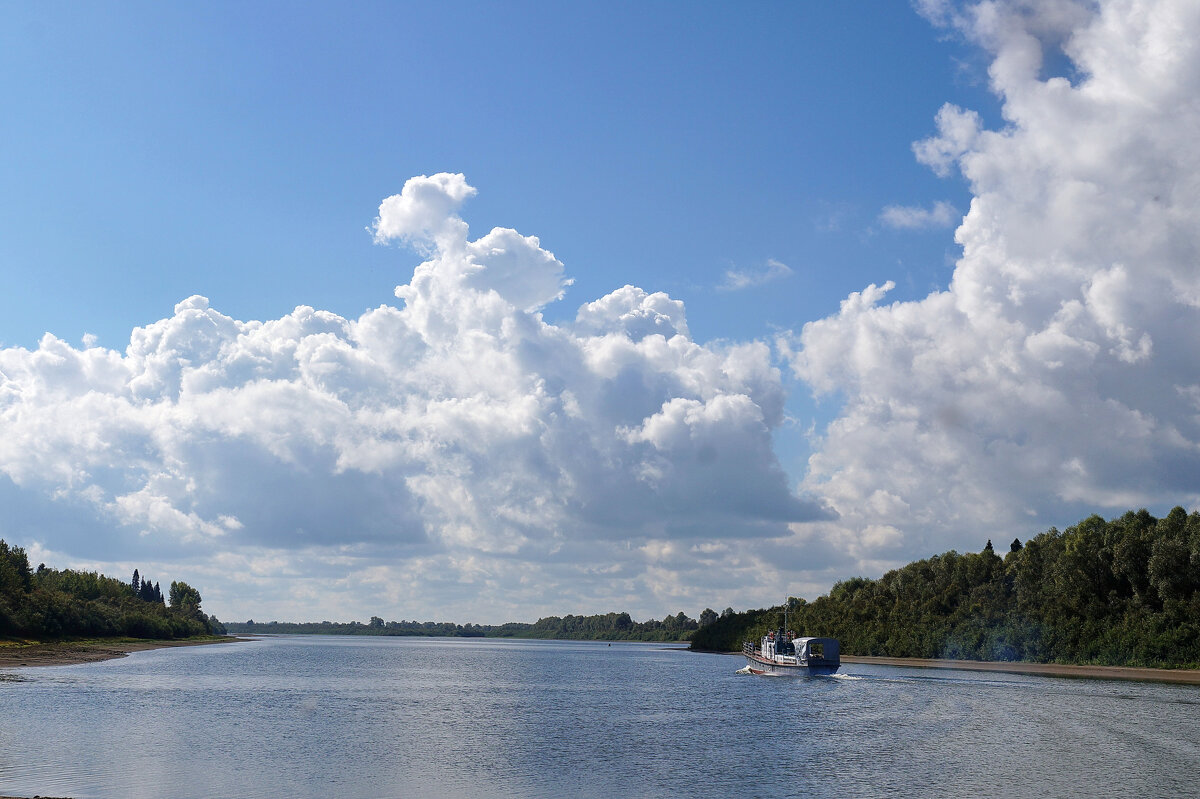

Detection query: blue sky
(1, 2), (986, 343)
(1, 2), (992, 484)
(2, 1), (1196, 624)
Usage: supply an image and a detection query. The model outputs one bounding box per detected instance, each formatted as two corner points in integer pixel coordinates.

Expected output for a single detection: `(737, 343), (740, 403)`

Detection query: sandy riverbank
(839, 654), (1200, 684)
(0, 636), (242, 669)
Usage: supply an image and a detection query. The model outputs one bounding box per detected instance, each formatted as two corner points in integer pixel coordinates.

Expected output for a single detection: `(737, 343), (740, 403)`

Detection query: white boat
(742, 632), (840, 676)
(741, 604), (840, 676)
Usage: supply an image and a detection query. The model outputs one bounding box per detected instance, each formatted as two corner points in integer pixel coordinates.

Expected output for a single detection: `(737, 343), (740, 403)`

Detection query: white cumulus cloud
(787, 0), (1200, 569)
(0, 173), (826, 622)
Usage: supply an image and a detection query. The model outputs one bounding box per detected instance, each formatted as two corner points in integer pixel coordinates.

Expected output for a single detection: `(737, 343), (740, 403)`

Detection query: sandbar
(0, 636), (242, 669)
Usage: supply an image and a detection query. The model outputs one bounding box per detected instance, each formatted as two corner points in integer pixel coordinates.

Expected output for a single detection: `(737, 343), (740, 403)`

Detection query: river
(2, 635), (1198, 798)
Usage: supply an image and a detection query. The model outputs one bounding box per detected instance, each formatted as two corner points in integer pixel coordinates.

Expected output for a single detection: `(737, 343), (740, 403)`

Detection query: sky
(1, 0), (1198, 625)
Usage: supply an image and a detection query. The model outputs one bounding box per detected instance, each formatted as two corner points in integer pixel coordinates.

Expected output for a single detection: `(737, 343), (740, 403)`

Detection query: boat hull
(744, 652), (839, 677)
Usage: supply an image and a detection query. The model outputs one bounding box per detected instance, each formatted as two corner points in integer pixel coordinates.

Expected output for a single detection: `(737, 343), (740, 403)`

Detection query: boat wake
(734, 665), (754, 675)
(830, 673), (864, 681)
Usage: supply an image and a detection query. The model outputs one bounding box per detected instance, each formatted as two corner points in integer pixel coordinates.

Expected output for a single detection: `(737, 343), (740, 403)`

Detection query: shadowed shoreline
(699, 649), (1200, 684)
(838, 654), (1200, 684)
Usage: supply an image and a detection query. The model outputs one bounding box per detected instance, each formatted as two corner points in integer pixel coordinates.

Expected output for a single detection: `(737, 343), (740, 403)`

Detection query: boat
(741, 605), (840, 676)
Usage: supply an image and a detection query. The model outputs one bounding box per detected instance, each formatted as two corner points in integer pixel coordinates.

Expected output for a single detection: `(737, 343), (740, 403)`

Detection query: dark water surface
(2, 636), (1198, 798)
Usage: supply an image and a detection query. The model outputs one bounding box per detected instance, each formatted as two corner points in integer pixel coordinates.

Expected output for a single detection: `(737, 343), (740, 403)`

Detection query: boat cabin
(794, 636), (839, 664)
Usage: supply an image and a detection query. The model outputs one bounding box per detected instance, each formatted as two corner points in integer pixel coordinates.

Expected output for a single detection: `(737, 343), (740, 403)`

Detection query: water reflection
(1, 636), (1198, 799)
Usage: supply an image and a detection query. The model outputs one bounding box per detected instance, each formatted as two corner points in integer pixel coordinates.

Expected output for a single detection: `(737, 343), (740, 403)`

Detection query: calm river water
(2, 635), (1198, 798)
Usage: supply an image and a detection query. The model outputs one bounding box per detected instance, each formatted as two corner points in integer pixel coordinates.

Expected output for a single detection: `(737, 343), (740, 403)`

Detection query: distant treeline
(225, 610), (704, 642)
(0, 540), (221, 640)
(225, 618), (486, 637)
(691, 507), (1200, 668)
(496, 610), (700, 641)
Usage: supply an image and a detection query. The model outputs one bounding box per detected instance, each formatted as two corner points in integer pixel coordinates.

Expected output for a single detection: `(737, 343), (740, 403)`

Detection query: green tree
(0, 541), (34, 633)
(169, 581), (203, 613)
(1111, 509), (1154, 600)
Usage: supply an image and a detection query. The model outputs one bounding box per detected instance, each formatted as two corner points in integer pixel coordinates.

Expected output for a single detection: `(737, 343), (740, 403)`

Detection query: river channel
(2, 635), (1197, 798)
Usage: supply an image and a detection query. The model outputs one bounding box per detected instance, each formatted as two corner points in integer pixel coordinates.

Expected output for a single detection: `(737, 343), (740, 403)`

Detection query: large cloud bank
(789, 0), (1200, 567)
(5, 0), (1197, 622)
(0, 173), (825, 621)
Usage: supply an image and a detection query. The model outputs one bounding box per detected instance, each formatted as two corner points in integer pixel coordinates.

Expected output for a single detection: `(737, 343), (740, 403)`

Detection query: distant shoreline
(0, 636), (243, 669)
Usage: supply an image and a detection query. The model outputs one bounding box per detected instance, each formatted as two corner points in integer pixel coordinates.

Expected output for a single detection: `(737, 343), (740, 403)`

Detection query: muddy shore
(841, 654), (1200, 684)
(0, 636), (242, 669)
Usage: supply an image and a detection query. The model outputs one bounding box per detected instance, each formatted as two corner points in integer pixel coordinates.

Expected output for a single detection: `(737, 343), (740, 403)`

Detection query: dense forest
(691, 507), (1200, 668)
(0, 540), (221, 640)
(225, 610), (702, 642)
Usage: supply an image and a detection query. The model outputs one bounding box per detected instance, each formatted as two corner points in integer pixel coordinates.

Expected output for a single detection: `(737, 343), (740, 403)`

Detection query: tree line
(225, 618), (485, 637)
(690, 507), (1200, 668)
(225, 610), (708, 642)
(503, 610), (700, 641)
(0, 540), (221, 640)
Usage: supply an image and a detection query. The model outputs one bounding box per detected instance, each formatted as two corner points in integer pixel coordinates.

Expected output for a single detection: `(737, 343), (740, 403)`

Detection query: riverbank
(840, 654), (1200, 684)
(698, 648), (1200, 684)
(0, 636), (241, 668)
